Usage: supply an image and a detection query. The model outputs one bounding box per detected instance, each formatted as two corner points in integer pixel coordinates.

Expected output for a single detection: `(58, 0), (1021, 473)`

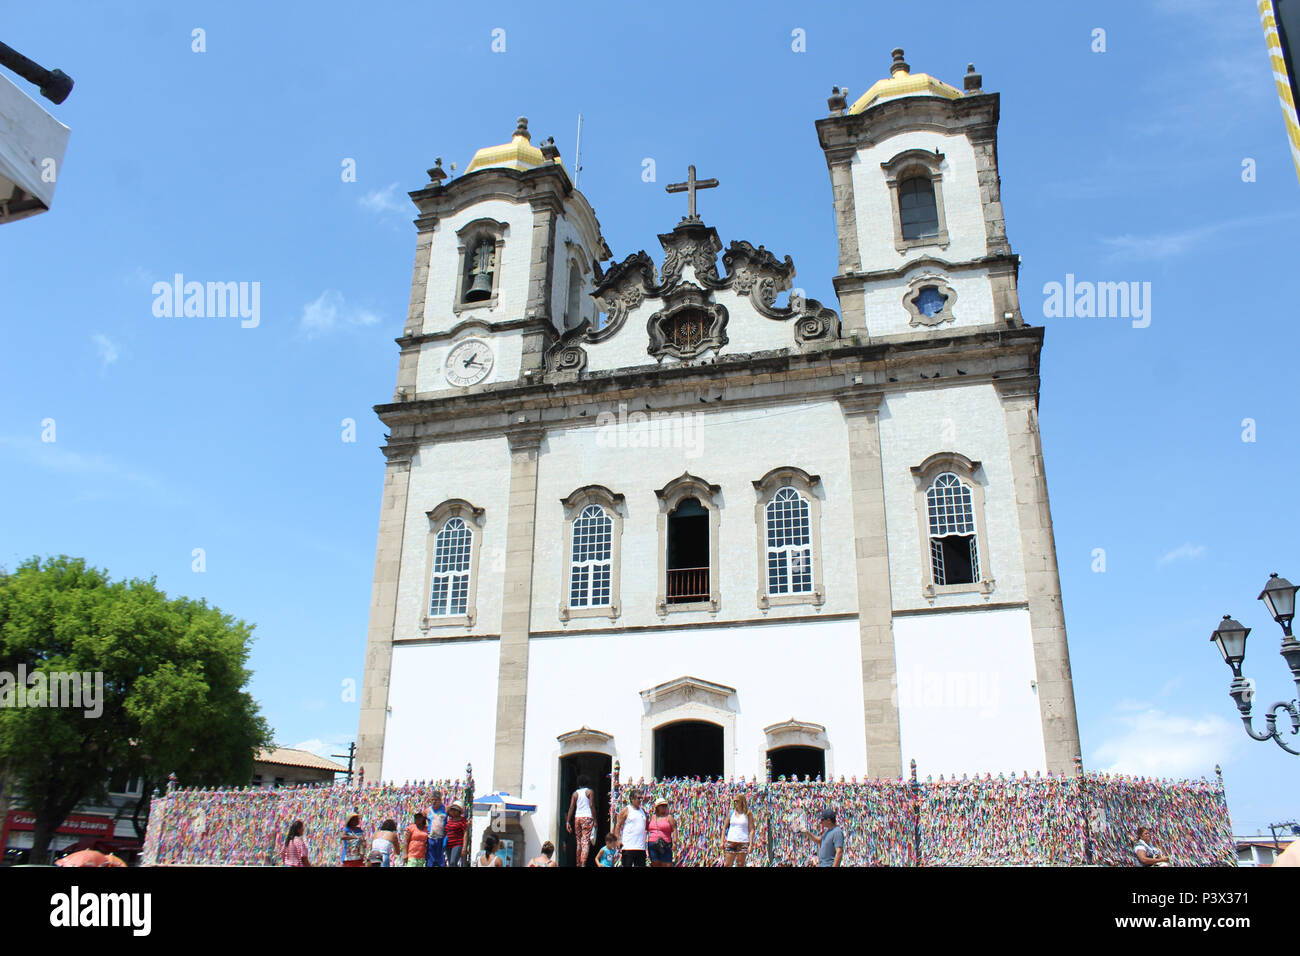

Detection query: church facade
(357, 51), (1081, 862)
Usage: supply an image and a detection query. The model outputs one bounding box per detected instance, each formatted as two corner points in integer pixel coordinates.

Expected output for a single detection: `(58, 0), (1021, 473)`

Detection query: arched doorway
(767, 744), (826, 781)
(653, 720), (724, 779)
(556, 751), (611, 867)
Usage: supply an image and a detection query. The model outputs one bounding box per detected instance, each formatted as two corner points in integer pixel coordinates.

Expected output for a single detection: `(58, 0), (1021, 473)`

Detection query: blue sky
(2, 0), (1297, 835)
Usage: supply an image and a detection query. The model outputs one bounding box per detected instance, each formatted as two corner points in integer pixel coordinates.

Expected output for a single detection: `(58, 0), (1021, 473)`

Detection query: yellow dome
(847, 49), (962, 114)
(463, 117), (562, 174)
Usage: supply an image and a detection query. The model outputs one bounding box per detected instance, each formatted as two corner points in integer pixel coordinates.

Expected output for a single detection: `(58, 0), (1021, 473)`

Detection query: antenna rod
(574, 113), (583, 189)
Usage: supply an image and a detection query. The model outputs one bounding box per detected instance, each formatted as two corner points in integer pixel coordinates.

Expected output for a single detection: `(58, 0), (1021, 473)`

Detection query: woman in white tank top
(615, 790), (649, 866)
(566, 774), (597, 867)
(722, 794), (756, 867)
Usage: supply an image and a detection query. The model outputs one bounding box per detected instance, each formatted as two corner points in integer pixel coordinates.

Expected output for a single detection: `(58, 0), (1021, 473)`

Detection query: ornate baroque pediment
(646, 284), (729, 362)
(571, 220), (841, 362)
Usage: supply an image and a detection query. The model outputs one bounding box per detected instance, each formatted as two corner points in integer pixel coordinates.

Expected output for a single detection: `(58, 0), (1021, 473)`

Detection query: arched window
(463, 239), (495, 302)
(429, 517), (474, 616)
(752, 467), (825, 609)
(881, 149), (949, 253)
(926, 472), (978, 586)
(565, 260), (584, 330)
(655, 473), (721, 614)
(453, 218), (507, 312)
(560, 485), (624, 621)
(569, 504), (613, 607)
(765, 487), (813, 595)
(899, 176), (939, 241)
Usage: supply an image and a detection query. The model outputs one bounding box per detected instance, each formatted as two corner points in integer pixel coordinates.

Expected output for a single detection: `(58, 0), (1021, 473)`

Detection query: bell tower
(389, 117), (608, 400)
(817, 51), (1022, 340)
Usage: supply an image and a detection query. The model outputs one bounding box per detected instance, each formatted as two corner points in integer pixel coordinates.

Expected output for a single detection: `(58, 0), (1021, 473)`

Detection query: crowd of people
(279, 778), (848, 867)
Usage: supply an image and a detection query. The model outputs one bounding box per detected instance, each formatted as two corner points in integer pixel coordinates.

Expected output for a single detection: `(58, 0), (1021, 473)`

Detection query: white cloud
(1157, 543), (1208, 568)
(298, 290), (381, 338)
(1100, 213), (1299, 261)
(292, 736), (353, 761)
(359, 182), (406, 215)
(92, 333), (119, 369)
(1091, 705), (1238, 778)
(0, 435), (163, 492)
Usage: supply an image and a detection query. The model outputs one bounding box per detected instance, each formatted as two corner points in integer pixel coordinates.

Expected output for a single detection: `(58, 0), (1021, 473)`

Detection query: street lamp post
(1209, 573), (1300, 755)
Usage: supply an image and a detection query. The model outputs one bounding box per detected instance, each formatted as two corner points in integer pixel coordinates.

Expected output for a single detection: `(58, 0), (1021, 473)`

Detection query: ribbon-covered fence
(143, 776), (472, 866)
(609, 764), (1236, 866)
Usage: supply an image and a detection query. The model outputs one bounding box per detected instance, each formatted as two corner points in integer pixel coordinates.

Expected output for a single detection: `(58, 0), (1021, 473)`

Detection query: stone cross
(665, 164), (718, 222)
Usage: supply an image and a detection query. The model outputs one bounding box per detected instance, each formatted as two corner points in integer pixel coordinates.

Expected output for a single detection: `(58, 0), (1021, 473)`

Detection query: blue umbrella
(472, 791), (538, 813)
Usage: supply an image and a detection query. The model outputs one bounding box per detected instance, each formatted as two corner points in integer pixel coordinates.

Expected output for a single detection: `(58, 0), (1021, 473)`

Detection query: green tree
(0, 556), (272, 863)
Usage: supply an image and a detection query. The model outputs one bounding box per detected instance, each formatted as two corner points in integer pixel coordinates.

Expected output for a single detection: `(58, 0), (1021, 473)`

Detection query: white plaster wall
(530, 399), (859, 629)
(851, 130), (987, 272)
(863, 265), (996, 338)
(383, 639), (500, 786)
(396, 435), (511, 639)
(518, 617), (866, 857)
(892, 607), (1046, 775)
(583, 262), (807, 374)
(876, 384), (1026, 612)
(420, 199), (535, 335)
(415, 327), (523, 393)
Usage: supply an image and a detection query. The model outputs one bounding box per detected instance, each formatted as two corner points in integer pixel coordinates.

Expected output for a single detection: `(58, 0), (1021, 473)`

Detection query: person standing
(723, 794), (756, 867)
(476, 832), (504, 867)
(803, 809), (844, 867)
(527, 841), (558, 867)
(566, 774), (597, 867)
(1133, 827), (1171, 866)
(646, 798), (676, 868)
(368, 820), (400, 867)
(425, 793), (448, 868)
(403, 813), (429, 867)
(597, 833), (619, 867)
(340, 814), (365, 867)
(281, 820), (311, 867)
(614, 790), (648, 867)
(444, 802), (468, 867)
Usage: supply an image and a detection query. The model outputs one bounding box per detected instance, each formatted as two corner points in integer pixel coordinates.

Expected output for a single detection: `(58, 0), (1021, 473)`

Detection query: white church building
(357, 50), (1081, 864)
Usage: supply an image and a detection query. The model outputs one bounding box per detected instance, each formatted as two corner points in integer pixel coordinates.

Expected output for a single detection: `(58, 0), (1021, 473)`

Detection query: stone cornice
(396, 316), (547, 348)
(407, 164), (608, 262)
(833, 252), (1020, 287)
(374, 327), (1045, 444)
(816, 92), (1000, 157)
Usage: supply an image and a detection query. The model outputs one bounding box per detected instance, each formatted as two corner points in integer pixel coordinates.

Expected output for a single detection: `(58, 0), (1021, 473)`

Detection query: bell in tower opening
(465, 238), (495, 301)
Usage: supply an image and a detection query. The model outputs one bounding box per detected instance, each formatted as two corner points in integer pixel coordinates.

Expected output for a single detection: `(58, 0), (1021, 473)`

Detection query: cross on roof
(665, 164), (718, 222)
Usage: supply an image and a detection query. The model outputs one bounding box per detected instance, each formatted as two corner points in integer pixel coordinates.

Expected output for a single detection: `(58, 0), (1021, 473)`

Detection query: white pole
(574, 113), (583, 189)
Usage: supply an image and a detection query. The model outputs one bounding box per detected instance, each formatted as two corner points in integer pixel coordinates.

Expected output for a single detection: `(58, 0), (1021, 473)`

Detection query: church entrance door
(556, 752), (611, 867)
(766, 745), (826, 781)
(653, 720), (724, 779)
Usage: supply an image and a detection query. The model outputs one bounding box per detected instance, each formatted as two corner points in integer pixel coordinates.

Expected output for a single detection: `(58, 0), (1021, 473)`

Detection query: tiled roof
(254, 747), (347, 773)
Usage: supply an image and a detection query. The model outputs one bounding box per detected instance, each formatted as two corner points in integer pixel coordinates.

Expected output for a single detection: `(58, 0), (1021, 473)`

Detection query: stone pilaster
(522, 200), (559, 371)
(403, 227), (436, 337)
(491, 424), (545, 795)
(838, 390), (902, 779)
(357, 446), (416, 781)
(995, 377), (1082, 774)
(826, 148), (867, 335)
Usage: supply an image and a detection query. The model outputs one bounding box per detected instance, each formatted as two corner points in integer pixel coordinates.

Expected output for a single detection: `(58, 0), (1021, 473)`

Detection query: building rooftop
(847, 48), (963, 114)
(254, 747), (347, 773)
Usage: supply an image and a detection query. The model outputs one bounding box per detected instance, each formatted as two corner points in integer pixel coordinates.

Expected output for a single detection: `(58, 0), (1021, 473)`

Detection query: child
(597, 832), (619, 868)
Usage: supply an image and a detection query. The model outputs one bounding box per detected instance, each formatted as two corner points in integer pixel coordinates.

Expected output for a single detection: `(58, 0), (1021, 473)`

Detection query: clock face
(444, 338), (494, 387)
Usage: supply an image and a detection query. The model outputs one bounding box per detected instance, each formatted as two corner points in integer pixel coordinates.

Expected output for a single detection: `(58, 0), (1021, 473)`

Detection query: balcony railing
(667, 567), (709, 603)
